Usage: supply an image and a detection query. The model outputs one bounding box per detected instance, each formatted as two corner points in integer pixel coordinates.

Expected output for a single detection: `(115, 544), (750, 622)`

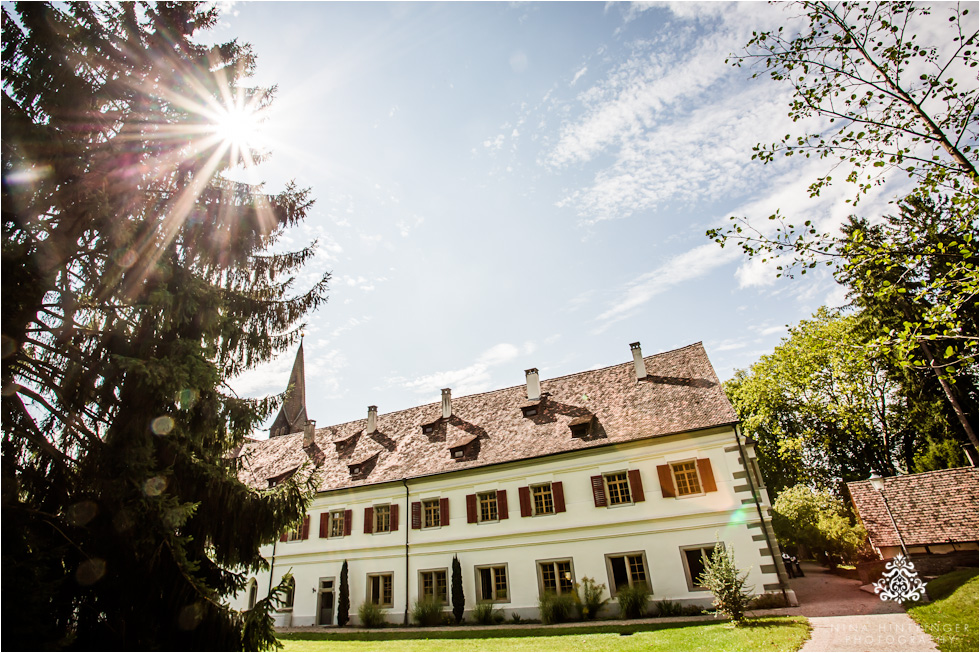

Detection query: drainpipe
(734, 424), (789, 605)
(403, 478), (410, 626)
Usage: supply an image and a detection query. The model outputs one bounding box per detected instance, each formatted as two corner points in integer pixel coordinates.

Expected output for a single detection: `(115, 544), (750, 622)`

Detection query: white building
(232, 341), (794, 626)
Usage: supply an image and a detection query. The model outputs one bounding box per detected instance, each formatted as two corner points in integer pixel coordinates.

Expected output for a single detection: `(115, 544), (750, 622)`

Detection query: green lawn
(906, 569), (978, 653)
(278, 617), (811, 652)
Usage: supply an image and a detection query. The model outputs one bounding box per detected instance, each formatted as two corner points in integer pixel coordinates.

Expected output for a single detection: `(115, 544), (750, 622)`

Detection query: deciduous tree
(2, 2), (328, 649)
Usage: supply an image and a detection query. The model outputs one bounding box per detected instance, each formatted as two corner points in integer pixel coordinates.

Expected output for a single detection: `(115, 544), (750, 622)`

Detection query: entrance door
(318, 579), (335, 626)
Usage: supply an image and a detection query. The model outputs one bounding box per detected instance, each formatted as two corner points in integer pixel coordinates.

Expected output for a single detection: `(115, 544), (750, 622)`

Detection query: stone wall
(858, 550), (979, 585)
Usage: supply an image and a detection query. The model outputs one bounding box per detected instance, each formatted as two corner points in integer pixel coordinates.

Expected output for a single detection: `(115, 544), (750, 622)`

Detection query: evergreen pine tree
(2, 2), (328, 649)
(338, 561), (350, 627)
(451, 555), (465, 624)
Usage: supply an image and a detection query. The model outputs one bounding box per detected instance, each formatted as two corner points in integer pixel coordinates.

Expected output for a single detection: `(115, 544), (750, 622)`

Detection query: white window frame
(366, 572), (394, 608)
(329, 509), (346, 538)
(536, 558), (576, 596)
(670, 459), (705, 497)
(530, 483), (555, 516)
(422, 498), (441, 529)
(604, 551), (649, 597)
(474, 563), (510, 603)
(604, 471), (633, 506)
(374, 504), (391, 534)
(418, 567), (449, 604)
(477, 490), (499, 523)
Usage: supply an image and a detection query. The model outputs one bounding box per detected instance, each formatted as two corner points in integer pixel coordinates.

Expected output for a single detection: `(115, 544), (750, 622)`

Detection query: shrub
(338, 561), (350, 627)
(451, 556), (465, 625)
(698, 544), (753, 625)
(681, 604), (706, 616)
(412, 597), (443, 627)
(472, 601), (503, 625)
(579, 577), (609, 620)
(750, 592), (788, 610)
(538, 592), (578, 625)
(357, 601), (387, 628)
(616, 583), (650, 619)
(654, 598), (683, 617)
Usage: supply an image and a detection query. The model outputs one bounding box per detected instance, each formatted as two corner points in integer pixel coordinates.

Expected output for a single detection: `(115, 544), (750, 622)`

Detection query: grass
(906, 568), (978, 653)
(277, 617), (811, 652)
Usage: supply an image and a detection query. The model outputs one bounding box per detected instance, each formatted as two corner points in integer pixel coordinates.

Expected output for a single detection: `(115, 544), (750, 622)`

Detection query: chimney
(303, 420), (317, 447)
(525, 368), (541, 401)
(367, 405), (377, 434)
(630, 342), (647, 380)
(441, 388), (452, 420)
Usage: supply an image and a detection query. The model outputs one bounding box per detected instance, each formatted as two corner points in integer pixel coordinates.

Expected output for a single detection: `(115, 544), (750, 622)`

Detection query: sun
(213, 101), (264, 152)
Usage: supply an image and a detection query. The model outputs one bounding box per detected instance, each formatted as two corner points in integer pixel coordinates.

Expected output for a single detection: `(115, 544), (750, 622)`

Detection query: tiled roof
(236, 342), (738, 492)
(847, 467), (979, 548)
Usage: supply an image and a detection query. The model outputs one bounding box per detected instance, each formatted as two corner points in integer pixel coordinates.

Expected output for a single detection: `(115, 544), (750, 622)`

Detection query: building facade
(232, 342), (794, 625)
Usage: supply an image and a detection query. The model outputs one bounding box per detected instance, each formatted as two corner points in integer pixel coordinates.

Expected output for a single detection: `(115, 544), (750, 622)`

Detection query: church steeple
(270, 340), (308, 437)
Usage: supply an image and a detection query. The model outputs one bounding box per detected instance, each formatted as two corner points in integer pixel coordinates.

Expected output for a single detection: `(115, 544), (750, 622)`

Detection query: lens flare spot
(151, 416), (174, 435)
(176, 388), (199, 410)
(66, 500), (99, 527)
(114, 248), (137, 269)
(143, 476), (168, 497)
(1, 382), (20, 397)
(76, 558), (106, 586)
(1, 335), (17, 358)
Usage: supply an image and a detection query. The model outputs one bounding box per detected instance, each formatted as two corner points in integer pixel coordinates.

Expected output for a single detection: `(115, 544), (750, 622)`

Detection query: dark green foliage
(357, 601), (386, 628)
(451, 555), (464, 625)
(698, 545), (753, 625)
(615, 583), (650, 619)
(2, 2), (328, 649)
(472, 602), (504, 625)
(578, 576), (609, 620)
(338, 561), (350, 627)
(772, 485), (869, 566)
(654, 599), (683, 617)
(538, 592), (578, 625)
(412, 597), (444, 627)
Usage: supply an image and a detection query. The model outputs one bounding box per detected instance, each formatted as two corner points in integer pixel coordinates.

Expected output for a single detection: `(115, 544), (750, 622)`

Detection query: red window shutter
(628, 469), (645, 502)
(466, 494), (477, 523)
(518, 486), (531, 517)
(553, 481), (566, 513)
(319, 512), (329, 538)
(497, 489), (508, 520)
(411, 501), (421, 529)
(590, 475), (607, 507)
(344, 509), (352, 536)
(698, 458), (717, 493)
(301, 515), (310, 540)
(658, 464), (676, 498)
(364, 507), (374, 534)
(279, 531), (288, 542)
(390, 504), (399, 531)
(440, 497), (450, 526)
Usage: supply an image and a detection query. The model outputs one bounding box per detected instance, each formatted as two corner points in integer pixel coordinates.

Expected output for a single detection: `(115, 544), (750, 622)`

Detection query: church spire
(269, 340), (308, 437)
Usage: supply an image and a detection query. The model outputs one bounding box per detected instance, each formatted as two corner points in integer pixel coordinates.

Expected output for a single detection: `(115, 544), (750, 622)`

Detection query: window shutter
(518, 486), (531, 517)
(590, 475), (607, 507)
(497, 489), (508, 520)
(553, 481), (566, 513)
(466, 494), (477, 524)
(319, 512), (329, 538)
(390, 504), (399, 531)
(364, 507), (374, 534)
(657, 464), (676, 498)
(440, 497), (450, 526)
(279, 531), (288, 542)
(344, 509), (353, 536)
(411, 501), (422, 529)
(697, 458), (717, 493)
(301, 515), (310, 540)
(628, 469), (645, 502)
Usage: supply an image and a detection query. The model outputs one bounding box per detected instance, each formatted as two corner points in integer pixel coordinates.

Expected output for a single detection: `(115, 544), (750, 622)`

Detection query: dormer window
(521, 406), (538, 418)
(450, 446), (465, 460)
(350, 465), (361, 475)
(570, 422), (589, 438)
(423, 425), (434, 434)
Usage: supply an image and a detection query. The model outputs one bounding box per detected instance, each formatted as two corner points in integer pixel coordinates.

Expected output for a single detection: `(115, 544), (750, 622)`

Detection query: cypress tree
(451, 555), (465, 624)
(338, 561), (350, 627)
(2, 2), (328, 649)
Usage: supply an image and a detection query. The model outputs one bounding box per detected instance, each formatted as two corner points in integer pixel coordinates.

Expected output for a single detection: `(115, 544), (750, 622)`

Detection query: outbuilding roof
(847, 467), (979, 549)
(236, 342), (737, 492)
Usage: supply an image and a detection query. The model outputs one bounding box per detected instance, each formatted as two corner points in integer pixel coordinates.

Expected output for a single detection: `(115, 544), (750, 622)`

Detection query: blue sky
(209, 2), (918, 434)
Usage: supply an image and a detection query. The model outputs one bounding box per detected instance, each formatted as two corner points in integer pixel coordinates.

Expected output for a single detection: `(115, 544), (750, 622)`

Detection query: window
(329, 510), (345, 538)
(569, 422), (589, 438)
(538, 559), (574, 595)
(521, 405), (538, 417)
(423, 498), (441, 528)
(476, 565), (509, 602)
(681, 545), (719, 590)
(286, 526), (304, 541)
(374, 505), (390, 533)
(247, 579), (258, 610)
(606, 552), (648, 595)
(419, 569), (448, 603)
(532, 484), (554, 514)
(672, 461), (702, 496)
(367, 573), (394, 607)
(283, 514), (310, 541)
(605, 472), (632, 505)
(282, 576), (296, 609)
(478, 491), (498, 522)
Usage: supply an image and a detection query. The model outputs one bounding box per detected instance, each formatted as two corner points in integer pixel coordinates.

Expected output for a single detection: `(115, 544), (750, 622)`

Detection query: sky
(206, 1), (924, 435)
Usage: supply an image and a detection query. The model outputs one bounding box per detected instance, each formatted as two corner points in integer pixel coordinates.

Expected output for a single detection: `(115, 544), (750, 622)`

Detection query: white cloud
(398, 342), (535, 396)
(570, 66), (588, 86)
